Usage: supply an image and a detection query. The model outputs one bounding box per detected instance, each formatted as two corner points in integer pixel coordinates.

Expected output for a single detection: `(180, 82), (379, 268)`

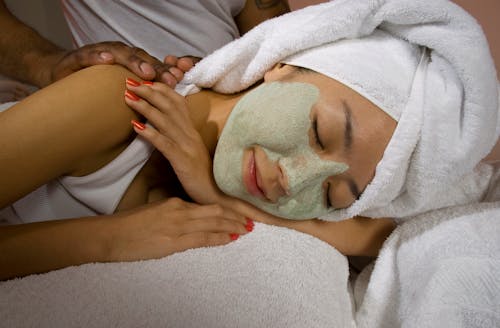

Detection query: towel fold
(0, 224), (355, 328)
(355, 200), (500, 328)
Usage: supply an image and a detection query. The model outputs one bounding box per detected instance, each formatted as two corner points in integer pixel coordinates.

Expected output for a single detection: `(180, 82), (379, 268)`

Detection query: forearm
(304, 216), (395, 257)
(0, 215), (115, 281)
(235, 0), (290, 35)
(0, 1), (64, 87)
(220, 196), (395, 257)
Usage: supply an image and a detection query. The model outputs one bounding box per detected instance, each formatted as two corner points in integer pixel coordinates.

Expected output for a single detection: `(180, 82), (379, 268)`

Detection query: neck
(185, 89), (246, 156)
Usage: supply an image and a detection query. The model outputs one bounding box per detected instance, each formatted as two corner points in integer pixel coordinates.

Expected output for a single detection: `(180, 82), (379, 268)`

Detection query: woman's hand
(0, 197), (253, 280)
(108, 197), (253, 262)
(124, 79), (224, 205)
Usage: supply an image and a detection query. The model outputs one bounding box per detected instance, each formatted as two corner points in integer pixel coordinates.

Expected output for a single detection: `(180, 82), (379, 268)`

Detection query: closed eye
(312, 118), (324, 149)
(326, 182), (332, 208)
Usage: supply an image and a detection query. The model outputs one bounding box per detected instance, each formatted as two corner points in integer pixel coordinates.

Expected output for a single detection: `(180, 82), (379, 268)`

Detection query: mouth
(243, 148), (267, 200)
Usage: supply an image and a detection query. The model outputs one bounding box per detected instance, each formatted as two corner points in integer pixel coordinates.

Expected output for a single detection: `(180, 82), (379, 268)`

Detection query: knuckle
(208, 204), (224, 217)
(166, 197), (184, 207)
(197, 233), (210, 245)
(109, 41), (126, 48)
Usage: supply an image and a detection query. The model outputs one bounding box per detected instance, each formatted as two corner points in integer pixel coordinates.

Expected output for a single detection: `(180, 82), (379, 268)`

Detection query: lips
(243, 149), (267, 199)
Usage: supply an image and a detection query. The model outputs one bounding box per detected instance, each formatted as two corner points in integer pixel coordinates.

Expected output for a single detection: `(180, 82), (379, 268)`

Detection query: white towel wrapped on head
(185, 0), (500, 221)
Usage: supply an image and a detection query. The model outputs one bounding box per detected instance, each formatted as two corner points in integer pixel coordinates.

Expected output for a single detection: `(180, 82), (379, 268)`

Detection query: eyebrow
(342, 101), (353, 151)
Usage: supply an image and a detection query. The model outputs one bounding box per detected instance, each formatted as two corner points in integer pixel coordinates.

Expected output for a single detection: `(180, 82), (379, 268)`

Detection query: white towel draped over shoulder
(185, 0), (500, 221)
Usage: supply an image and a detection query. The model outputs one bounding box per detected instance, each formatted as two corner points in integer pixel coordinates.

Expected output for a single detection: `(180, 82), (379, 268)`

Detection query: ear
(263, 63), (296, 82)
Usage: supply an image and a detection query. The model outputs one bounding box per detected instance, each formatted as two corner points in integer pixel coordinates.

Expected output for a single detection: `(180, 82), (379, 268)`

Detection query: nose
(279, 153), (348, 196)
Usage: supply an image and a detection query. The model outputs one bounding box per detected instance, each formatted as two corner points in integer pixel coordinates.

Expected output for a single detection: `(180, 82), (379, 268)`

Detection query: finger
(163, 55), (178, 66)
(187, 204), (248, 225)
(178, 56), (202, 71)
(95, 43), (177, 86)
(127, 82), (189, 124)
(178, 217), (248, 235)
(131, 121), (191, 166)
(125, 90), (183, 135)
(172, 232), (238, 253)
(168, 67), (184, 81)
(60, 47), (115, 70)
(134, 80), (187, 111)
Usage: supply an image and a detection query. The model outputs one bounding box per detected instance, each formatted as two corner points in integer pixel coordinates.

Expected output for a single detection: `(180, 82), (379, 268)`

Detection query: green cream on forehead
(213, 82), (349, 219)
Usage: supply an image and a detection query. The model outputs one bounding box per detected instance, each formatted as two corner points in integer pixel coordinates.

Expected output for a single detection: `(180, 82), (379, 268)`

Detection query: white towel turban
(185, 0), (500, 221)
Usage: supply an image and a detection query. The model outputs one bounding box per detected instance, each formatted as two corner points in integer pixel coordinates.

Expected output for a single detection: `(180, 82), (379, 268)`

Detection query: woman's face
(213, 64), (397, 219)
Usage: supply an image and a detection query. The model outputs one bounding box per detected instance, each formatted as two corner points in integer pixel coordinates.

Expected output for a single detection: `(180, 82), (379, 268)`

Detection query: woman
(0, 62), (396, 279)
(1, 0), (497, 283)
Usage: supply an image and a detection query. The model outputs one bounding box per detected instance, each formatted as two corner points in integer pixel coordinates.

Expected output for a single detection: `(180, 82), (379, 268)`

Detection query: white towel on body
(355, 200), (500, 328)
(185, 0), (500, 221)
(2, 1), (499, 327)
(0, 223), (355, 328)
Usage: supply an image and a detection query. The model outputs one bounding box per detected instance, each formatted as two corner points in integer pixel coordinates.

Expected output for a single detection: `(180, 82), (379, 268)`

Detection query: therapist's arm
(235, 0), (290, 35)
(0, 1), (188, 87)
(0, 0), (63, 87)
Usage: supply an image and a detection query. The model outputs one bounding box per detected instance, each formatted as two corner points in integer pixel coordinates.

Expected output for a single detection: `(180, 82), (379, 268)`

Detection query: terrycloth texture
(3, 202), (498, 328)
(0, 223), (355, 328)
(355, 200), (500, 328)
(283, 29), (422, 122)
(185, 0), (500, 221)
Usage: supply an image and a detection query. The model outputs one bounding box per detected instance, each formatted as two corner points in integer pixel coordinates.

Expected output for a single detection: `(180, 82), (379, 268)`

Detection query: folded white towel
(0, 223), (355, 328)
(185, 0), (500, 221)
(355, 200), (500, 328)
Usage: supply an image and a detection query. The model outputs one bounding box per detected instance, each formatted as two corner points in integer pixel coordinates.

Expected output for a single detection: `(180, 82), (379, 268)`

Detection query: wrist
(24, 49), (66, 87)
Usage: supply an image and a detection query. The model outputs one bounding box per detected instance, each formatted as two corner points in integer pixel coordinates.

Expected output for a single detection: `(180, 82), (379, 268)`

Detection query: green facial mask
(213, 82), (348, 219)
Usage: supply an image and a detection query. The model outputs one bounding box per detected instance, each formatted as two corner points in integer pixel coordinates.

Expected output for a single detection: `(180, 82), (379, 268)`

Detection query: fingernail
(161, 72), (176, 88)
(139, 62), (155, 76)
(99, 52), (113, 61)
(131, 120), (146, 130)
(142, 81), (154, 86)
(126, 77), (141, 87)
(245, 218), (254, 232)
(169, 67), (183, 80)
(229, 233), (239, 241)
(125, 90), (140, 101)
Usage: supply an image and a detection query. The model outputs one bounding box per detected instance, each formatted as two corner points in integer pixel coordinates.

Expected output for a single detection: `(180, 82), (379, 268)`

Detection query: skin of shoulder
(0, 65), (141, 207)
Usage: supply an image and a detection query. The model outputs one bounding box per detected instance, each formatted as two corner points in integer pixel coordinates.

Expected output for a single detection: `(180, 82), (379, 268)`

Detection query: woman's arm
(0, 65), (251, 280)
(0, 65), (140, 208)
(0, 198), (251, 281)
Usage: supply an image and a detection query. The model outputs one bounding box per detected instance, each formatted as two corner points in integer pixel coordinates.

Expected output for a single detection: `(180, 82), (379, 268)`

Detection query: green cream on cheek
(213, 82), (349, 219)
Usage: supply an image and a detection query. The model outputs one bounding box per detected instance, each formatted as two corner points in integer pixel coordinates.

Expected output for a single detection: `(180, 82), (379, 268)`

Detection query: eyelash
(312, 118), (324, 149)
(326, 182), (332, 208)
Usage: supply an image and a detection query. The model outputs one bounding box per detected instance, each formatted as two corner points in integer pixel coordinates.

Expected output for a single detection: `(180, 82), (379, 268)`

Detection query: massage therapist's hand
(43, 43), (197, 87)
(125, 79), (223, 205)
(110, 198), (251, 262)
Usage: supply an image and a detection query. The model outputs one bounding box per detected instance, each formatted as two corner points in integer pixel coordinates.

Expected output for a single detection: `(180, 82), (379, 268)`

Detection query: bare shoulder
(0, 65), (147, 206)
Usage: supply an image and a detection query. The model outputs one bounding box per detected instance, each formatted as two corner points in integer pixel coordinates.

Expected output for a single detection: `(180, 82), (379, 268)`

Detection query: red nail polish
(131, 120), (146, 130)
(125, 90), (140, 101)
(245, 218), (254, 232)
(126, 77), (141, 87)
(142, 81), (154, 86)
(229, 233), (239, 241)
